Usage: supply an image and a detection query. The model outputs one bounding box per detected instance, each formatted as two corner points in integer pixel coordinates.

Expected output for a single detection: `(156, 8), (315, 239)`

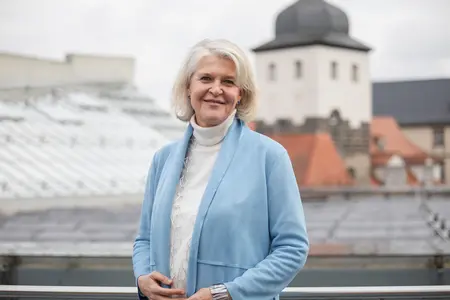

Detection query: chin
(205, 110), (225, 119)
(206, 117), (225, 127)
(200, 114), (227, 127)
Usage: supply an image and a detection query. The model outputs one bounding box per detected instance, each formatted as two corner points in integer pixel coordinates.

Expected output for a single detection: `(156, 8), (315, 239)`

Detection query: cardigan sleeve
(224, 150), (309, 300)
(132, 154), (159, 300)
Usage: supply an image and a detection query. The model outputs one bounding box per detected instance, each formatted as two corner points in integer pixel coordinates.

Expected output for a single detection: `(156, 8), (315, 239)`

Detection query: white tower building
(251, 0), (373, 185)
(252, 0), (372, 129)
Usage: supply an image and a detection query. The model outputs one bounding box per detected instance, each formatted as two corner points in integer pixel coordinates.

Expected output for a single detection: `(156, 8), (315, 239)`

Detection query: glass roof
(0, 86), (186, 199)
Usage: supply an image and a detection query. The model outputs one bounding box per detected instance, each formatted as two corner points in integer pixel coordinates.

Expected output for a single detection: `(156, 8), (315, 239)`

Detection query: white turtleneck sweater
(169, 110), (236, 292)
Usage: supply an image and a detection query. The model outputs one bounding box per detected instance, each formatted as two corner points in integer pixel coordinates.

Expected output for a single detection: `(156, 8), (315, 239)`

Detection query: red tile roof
(267, 133), (353, 187)
(371, 117), (433, 166)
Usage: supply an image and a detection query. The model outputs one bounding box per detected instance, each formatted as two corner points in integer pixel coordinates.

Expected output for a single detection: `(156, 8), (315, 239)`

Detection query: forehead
(195, 55), (237, 77)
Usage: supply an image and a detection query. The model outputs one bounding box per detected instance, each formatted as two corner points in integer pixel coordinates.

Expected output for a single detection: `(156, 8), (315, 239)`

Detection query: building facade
(252, 0), (372, 184)
(373, 79), (450, 184)
(0, 52), (134, 89)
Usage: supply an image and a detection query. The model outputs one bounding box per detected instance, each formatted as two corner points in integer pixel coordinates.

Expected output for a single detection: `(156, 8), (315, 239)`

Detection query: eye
(200, 76), (212, 82)
(224, 79), (235, 86)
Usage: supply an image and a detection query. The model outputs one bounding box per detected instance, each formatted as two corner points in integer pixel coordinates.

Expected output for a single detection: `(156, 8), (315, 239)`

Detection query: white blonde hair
(171, 38), (258, 123)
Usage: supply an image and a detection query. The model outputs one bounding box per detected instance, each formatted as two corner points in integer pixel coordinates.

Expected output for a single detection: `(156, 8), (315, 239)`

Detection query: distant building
(370, 117), (441, 186)
(251, 0), (443, 187)
(0, 52), (135, 89)
(252, 0), (372, 185)
(0, 52), (186, 200)
(373, 78), (450, 184)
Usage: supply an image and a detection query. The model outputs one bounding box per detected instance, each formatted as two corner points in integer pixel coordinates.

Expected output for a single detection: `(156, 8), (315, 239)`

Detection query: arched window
(329, 109), (341, 126)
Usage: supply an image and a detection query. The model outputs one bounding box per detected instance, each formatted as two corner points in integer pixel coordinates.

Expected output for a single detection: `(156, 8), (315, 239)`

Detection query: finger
(149, 271), (173, 286)
(151, 285), (186, 297)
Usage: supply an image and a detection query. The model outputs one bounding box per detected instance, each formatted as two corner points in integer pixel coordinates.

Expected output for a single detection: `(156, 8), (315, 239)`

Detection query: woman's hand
(188, 288), (213, 300)
(138, 271), (186, 299)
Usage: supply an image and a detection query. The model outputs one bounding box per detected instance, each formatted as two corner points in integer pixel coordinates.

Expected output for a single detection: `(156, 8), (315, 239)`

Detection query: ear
(238, 89), (244, 102)
(238, 88), (243, 99)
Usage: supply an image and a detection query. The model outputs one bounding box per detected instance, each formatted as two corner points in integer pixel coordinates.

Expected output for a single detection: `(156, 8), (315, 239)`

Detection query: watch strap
(209, 284), (230, 300)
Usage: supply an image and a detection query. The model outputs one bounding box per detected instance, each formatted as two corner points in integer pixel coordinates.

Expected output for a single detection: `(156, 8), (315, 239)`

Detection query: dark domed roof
(275, 0), (349, 38)
(253, 0), (370, 52)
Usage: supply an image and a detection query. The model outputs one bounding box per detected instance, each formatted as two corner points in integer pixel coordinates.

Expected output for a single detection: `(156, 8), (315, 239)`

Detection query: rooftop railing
(1, 285), (450, 299)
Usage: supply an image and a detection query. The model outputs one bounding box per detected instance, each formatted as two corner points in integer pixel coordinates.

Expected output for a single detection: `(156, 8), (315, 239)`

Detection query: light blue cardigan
(132, 117), (309, 300)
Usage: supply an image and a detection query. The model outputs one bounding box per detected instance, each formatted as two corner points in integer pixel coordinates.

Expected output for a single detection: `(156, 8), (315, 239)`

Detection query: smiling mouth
(204, 99), (225, 104)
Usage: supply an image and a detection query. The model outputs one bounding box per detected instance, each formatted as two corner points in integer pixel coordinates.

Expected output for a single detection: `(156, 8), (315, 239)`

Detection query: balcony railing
(1, 285), (450, 299)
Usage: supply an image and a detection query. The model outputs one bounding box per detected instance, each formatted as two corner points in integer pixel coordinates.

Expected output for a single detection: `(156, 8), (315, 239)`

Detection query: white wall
(316, 47), (371, 127)
(0, 53), (135, 89)
(254, 46), (319, 125)
(374, 164), (440, 186)
(254, 45), (371, 128)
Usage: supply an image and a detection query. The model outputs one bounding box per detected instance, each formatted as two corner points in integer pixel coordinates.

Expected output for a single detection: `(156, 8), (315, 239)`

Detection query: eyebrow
(197, 72), (236, 80)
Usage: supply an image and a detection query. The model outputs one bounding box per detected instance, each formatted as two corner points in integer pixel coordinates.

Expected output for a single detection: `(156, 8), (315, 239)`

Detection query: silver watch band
(209, 284), (230, 300)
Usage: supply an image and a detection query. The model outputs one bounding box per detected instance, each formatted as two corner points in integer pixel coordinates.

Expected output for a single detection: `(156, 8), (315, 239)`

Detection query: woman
(132, 38), (309, 300)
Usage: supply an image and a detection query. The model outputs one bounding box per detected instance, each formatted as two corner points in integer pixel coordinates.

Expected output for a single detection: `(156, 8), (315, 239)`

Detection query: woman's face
(188, 55), (241, 127)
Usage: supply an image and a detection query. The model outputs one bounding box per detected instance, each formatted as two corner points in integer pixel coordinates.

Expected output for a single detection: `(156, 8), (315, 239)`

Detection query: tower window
(331, 61), (338, 80)
(268, 63), (276, 81)
(352, 64), (359, 82)
(295, 60), (302, 79)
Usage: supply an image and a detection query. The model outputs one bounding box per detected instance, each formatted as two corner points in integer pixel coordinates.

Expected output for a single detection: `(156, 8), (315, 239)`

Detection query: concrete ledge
(299, 185), (450, 201)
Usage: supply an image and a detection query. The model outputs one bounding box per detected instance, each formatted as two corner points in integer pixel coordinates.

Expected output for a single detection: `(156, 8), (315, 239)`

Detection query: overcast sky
(0, 0), (449, 108)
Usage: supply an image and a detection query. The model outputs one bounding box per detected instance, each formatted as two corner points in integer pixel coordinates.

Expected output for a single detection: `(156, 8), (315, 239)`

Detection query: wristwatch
(209, 284), (230, 300)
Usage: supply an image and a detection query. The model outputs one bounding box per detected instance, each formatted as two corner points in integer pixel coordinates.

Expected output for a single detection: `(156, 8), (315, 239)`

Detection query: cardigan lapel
(185, 118), (243, 295)
(153, 124), (193, 280)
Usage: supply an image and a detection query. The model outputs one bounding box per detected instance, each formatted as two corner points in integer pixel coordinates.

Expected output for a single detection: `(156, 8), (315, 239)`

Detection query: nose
(209, 80), (223, 96)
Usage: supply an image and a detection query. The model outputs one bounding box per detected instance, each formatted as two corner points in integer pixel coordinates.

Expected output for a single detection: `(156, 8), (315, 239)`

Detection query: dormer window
(373, 136), (385, 151)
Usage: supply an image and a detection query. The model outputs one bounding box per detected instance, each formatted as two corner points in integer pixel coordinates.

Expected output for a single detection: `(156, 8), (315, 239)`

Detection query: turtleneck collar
(190, 110), (236, 146)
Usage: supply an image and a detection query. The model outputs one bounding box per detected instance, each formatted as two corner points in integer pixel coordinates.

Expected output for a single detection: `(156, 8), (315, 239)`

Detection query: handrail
(1, 285), (450, 299)
(283, 285), (450, 298)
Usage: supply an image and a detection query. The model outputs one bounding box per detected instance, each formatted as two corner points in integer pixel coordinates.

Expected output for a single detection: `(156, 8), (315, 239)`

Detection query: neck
(190, 110), (236, 146)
